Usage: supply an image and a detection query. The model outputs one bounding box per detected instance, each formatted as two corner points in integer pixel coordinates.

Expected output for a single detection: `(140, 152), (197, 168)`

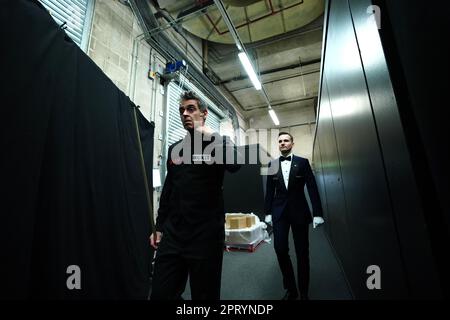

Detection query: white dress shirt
(280, 153), (293, 190)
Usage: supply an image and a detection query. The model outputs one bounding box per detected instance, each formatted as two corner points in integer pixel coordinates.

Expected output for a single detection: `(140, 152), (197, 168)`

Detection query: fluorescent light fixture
(268, 108), (280, 126)
(238, 52), (262, 90)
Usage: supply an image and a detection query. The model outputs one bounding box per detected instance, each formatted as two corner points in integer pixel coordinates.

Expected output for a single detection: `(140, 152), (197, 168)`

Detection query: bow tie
(280, 156), (292, 162)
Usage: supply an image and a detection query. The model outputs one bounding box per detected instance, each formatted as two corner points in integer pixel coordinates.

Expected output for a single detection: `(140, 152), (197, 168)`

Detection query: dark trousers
(150, 243), (223, 300)
(273, 215), (310, 298)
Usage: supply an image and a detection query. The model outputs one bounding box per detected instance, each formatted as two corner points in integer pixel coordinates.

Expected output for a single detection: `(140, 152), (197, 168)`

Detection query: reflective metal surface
(313, 0), (427, 298)
(349, 0), (441, 299)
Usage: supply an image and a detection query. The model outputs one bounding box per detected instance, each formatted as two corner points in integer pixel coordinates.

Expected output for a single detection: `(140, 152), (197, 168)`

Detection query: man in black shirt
(150, 90), (240, 300)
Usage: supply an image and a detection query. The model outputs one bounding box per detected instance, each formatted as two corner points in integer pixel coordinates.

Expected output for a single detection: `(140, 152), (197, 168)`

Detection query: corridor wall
(313, 0), (443, 298)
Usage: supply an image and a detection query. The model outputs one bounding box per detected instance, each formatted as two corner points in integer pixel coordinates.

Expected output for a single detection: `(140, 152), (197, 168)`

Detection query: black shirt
(156, 133), (240, 257)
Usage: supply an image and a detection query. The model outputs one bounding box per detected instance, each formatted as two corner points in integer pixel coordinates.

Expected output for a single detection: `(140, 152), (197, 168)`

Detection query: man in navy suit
(264, 132), (324, 300)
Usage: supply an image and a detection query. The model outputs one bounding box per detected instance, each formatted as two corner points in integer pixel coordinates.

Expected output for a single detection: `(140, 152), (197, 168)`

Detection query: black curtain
(0, 0), (154, 299)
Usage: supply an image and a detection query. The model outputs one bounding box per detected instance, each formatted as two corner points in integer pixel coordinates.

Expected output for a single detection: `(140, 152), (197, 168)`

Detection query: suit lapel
(287, 156), (299, 190)
(276, 158), (287, 191)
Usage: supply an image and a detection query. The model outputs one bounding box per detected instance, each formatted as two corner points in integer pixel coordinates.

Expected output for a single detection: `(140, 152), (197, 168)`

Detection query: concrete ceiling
(148, 0), (324, 122)
(180, 0), (322, 44)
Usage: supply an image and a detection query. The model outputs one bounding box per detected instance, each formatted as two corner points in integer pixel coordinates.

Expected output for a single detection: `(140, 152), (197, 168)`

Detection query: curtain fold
(1, 0), (154, 299)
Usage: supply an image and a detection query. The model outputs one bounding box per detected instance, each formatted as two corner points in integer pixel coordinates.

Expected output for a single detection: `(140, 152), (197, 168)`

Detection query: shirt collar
(281, 152), (293, 159)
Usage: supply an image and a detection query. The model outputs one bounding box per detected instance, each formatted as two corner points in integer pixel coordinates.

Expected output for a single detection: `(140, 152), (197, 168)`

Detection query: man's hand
(194, 122), (215, 138)
(149, 231), (162, 249)
(313, 217), (324, 229)
(264, 215), (272, 225)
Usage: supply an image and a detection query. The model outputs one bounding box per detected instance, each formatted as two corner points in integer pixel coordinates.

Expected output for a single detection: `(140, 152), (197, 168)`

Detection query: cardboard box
(245, 215), (256, 227)
(228, 217), (247, 229)
(226, 213), (257, 229)
(226, 214), (245, 229)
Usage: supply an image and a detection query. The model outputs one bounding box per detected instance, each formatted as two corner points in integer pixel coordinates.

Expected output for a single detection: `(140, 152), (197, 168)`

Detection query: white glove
(313, 217), (324, 229)
(264, 215), (272, 224)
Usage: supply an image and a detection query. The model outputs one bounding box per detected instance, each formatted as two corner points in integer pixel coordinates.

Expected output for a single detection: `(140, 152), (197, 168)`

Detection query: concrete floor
(181, 225), (352, 300)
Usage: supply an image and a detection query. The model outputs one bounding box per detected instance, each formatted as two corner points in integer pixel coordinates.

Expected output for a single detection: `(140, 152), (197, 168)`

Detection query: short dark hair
(278, 132), (293, 142)
(179, 90), (207, 112)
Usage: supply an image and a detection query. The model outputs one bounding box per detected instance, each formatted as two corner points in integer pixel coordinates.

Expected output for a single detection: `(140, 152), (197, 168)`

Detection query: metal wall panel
(315, 79), (354, 294)
(316, 0), (408, 298)
(349, 0), (442, 298)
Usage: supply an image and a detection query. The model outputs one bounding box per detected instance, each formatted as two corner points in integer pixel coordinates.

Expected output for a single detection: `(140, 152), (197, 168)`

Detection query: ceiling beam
(219, 57), (321, 84)
(227, 68), (320, 93)
(243, 95), (318, 111)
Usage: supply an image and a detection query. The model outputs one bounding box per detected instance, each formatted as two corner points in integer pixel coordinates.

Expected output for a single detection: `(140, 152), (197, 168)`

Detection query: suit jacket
(264, 155), (323, 224)
(155, 134), (240, 256)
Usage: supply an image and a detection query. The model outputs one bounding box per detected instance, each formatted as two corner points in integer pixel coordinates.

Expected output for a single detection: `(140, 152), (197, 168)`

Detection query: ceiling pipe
(213, 1), (271, 98)
(154, 8), (184, 34)
(213, 0), (245, 51)
(134, 0), (226, 90)
(129, 0), (242, 142)
(268, 0), (275, 13)
(148, 0), (225, 87)
(213, 0), (278, 125)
